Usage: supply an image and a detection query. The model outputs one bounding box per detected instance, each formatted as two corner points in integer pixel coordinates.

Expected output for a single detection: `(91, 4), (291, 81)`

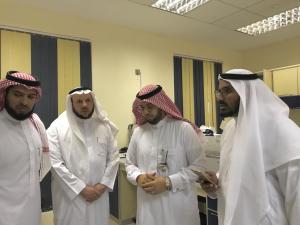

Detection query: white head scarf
(219, 69), (300, 225)
(66, 87), (118, 144)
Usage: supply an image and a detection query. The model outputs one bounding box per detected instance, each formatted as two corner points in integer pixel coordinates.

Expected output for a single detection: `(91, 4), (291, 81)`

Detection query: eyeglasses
(215, 86), (235, 98)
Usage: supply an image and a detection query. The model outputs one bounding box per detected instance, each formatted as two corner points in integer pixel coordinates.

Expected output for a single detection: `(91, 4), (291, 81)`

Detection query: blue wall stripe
(193, 59), (205, 126)
(173, 56), (183, 114)
(80, 41), (92, 89)
(31, 34), (58, 212)
(31, 34), (58, 129)
(214, 62), (222, 133)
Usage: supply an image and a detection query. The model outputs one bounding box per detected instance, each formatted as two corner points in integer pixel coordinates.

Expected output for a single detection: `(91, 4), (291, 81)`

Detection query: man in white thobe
(126, 84), (206, 225)
(47, 87), (119, 225)
(201, 69), (300, 225)
(0, 71), (51, 225)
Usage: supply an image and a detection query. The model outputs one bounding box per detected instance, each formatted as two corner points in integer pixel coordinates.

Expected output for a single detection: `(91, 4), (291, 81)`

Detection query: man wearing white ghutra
(47, 87), (119, 225)
(201, 69), (300, 225)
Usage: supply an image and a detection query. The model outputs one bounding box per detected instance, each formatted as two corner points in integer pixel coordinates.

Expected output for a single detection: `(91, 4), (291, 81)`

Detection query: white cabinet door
(298, 67), (300, 95)
(263, 69), (273, 90)
(273, 67), (298, 96)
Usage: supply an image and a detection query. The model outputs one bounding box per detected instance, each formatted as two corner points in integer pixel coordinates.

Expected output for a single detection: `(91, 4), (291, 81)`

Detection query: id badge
(157, 148), (168, 176)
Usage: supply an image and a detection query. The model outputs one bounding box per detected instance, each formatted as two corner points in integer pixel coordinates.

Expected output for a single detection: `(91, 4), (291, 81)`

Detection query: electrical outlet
(135, 69), (141, 76)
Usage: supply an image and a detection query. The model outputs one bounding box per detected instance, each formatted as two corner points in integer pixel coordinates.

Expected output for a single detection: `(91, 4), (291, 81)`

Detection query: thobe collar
(72, 115), (94, 142)
(74, 114), (93, 124)
(1, 108), (24, 123)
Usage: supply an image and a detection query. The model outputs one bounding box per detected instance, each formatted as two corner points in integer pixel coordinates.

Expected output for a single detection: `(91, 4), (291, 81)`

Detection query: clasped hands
(137, 172), (167, 195)
(198, 171), (219, 195)
(80, 183), (107, 202)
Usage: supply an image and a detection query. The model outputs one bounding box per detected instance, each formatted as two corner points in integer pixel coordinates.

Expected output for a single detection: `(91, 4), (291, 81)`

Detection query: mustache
(17, 104), (30, 109)
(219, 101), (228, 107)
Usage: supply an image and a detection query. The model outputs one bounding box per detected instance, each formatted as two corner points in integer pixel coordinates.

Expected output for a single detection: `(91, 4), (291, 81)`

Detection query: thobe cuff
(100, 177), (115, 191)
(71, 180), (86, 198)
(57, 176), (86, 200)
(131, 171), (143, 186)
(169, 174), (184, 192)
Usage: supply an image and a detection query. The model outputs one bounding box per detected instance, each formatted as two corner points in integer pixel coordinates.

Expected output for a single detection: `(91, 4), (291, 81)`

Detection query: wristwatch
(165, 176), (172, 191)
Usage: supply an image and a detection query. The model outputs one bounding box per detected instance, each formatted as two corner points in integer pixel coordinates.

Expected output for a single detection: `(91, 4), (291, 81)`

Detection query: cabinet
(272, 67), (299, 96)
(110, 161), (137, 225)
(262, 69), (273, 90)
(206, 197), (218, 225)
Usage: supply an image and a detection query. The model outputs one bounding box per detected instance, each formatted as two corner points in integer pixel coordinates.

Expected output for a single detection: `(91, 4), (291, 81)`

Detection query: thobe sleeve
(39, 146), (51, 181)
(47, 124), (86, 200)
(169, 123), (206, 192)
(125, 130), (143, 185)
(275, 159), (300, 225)
(100, 127), (119, 191)
(31, 113), (51, 181)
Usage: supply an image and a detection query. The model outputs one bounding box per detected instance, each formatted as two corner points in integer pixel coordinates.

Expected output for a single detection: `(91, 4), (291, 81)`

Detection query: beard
(73, 107), (94, 119)
(219, 100), (240, 118)
(146, 110), (166, 125)
(5, 101), (35, 121)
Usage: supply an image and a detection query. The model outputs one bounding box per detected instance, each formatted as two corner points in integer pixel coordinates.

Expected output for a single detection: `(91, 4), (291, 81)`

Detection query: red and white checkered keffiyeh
(0, 71), (50, 178)
(133, 84), (202, 134)
(0, 72), (42, 110)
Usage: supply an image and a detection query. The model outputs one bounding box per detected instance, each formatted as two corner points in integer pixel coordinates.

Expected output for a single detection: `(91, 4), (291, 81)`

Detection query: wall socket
(135, 69), (141, 76)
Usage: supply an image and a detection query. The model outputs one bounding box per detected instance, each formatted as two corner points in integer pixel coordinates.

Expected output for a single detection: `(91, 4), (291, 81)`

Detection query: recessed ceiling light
(237, 6), (300, 36)
(152, 0), (211, 15)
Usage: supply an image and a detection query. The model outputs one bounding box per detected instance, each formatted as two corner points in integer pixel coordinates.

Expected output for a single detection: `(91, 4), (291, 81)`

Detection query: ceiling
(4, 0), (300, 50)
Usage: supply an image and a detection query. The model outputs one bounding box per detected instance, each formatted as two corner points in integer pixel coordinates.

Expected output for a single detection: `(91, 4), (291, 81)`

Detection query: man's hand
(142, 175), (167, 195)
(199, 171), (219, 195)
(94, 183), (107, 197)
(136, 172), (156, 187)
(80, 185), (100, 202)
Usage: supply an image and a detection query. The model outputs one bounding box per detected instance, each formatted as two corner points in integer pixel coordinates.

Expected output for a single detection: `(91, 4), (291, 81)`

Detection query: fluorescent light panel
(237, 6), (300, 36)
(152, 0), (211, 15)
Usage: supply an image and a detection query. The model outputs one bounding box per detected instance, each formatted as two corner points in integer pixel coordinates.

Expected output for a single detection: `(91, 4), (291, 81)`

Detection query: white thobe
(126, 117), (205, 225)
(47, 113), (119, 225)
(218, 119), (300, 225)
(0, 109), (45, 225)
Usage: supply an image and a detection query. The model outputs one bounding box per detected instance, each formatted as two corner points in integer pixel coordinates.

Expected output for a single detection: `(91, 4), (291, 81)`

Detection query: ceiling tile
(247, 0), (300, 17)
(213, 10), (263, 29)
(187, 0), (240, 23)
(128, 0), (154, 5)
(220, 0), (263, 8)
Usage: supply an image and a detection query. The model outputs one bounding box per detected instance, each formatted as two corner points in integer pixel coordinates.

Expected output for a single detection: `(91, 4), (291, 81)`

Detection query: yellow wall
(243, 38), (300, 127)
(243, 36), (300, 72)
(0, 1), (243, 147)
(41, 212), (53, 225)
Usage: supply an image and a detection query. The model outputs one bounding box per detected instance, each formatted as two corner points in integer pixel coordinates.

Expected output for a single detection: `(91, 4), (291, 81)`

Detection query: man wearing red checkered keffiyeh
(126, 84), (206, 225)
(0, 71), (50, 225)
